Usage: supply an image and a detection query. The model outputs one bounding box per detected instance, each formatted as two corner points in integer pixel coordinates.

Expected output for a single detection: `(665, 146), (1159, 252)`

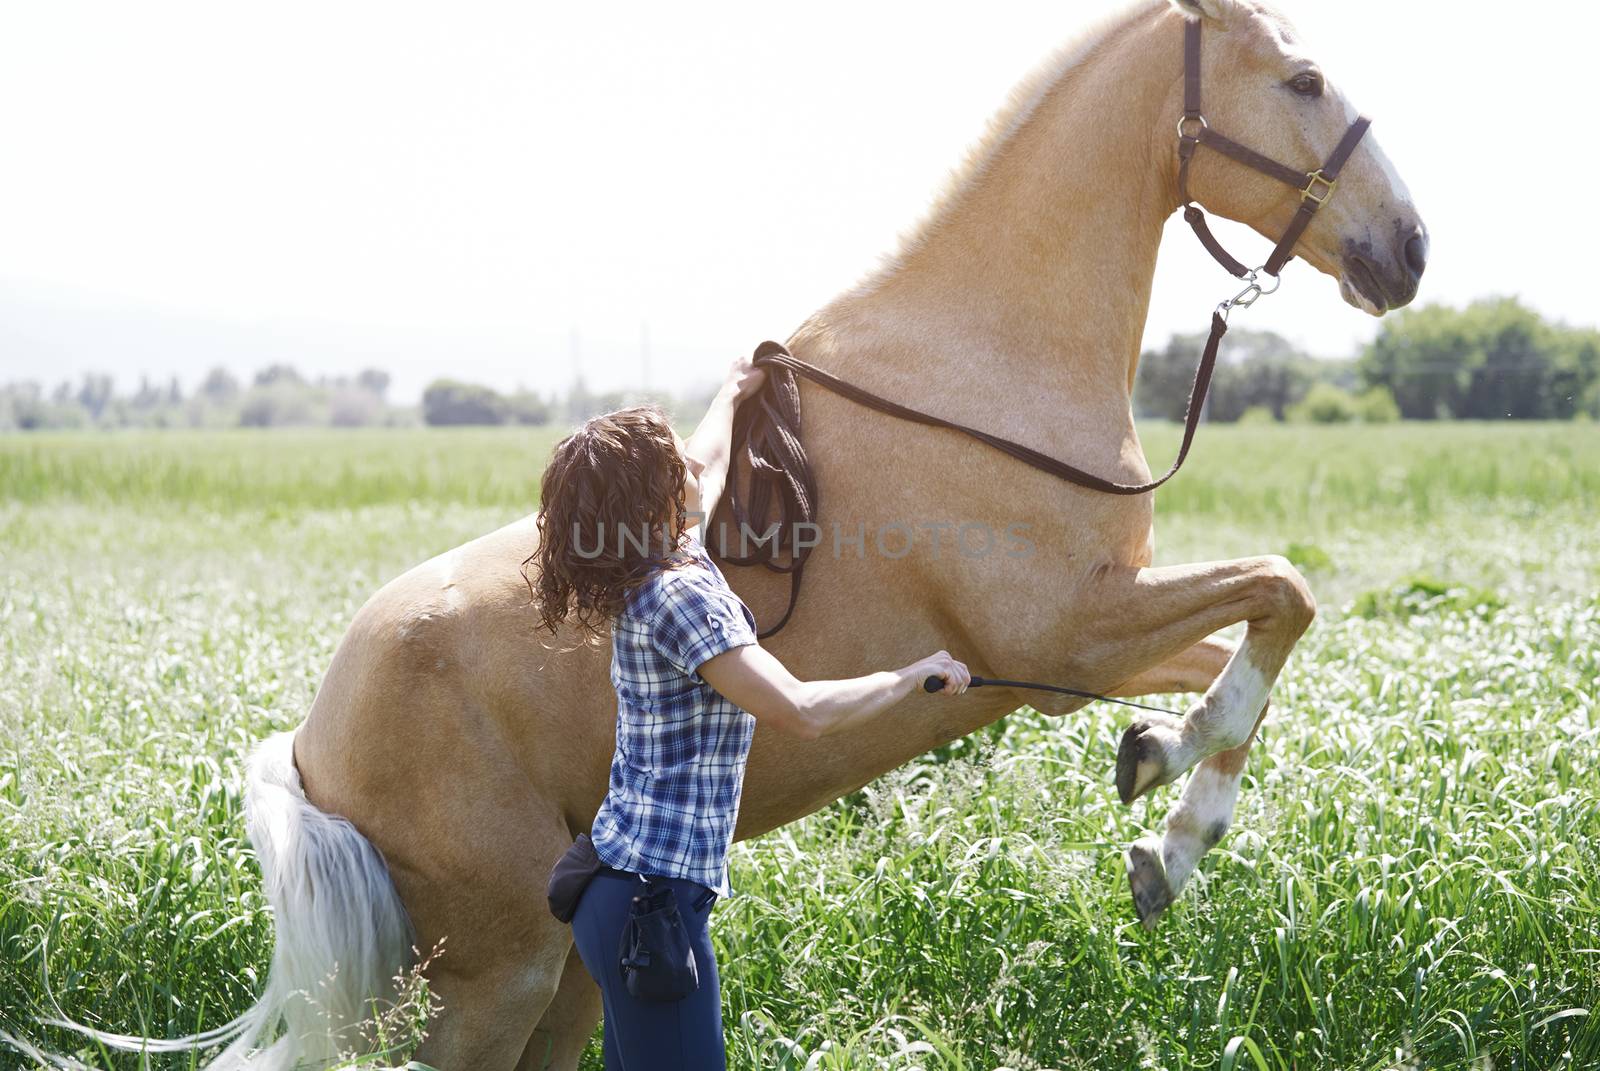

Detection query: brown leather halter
(715, 17), (1373, 638)
(1176, 17), (1371, 284)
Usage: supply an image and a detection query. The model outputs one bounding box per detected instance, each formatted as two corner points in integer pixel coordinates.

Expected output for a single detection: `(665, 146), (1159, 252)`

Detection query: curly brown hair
(524, 404), (692, 640)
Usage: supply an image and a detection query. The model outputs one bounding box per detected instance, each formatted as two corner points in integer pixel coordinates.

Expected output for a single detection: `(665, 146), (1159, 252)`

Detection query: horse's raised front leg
(1125, 706), (1268, 926)
(1080, 555), (1314, 806)
(1077, 558), (1313, 927)
(1110, 636), (1266, 925)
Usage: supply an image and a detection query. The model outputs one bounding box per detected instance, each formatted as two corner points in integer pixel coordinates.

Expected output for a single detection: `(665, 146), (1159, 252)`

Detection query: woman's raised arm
(697, 644), (971, 740)
(683, 354), (765, 530)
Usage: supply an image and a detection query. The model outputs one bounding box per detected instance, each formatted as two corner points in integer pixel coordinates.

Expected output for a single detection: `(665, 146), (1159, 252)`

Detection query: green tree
(356, 368), (391, 400)
(130, 376), (165, 411)
(200, 367), (241, 405)
(1354, 386), (1400, 423)
(75, 373), (115, 420)
(1553, 327), (1600, 419)
(1288, 382), (1357, 424)
(254, 364), (305, 388)
(1136, 328), (1315, 422)
(1361, 297), (1600, 420)
(1136, 331), (1208, 422)
(239, 381), (324, 427)
(505, 390), (553, 426)
(422, 379), (508, 426)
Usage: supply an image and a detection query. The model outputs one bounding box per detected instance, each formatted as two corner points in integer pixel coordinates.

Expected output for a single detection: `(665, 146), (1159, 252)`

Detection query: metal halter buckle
(1301, 169), (1336, 205)
(1217, 267), (1281, 320)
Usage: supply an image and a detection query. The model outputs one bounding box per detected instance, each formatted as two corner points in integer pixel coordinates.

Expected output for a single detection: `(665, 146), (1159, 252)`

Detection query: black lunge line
(921, 674), (1184, 717)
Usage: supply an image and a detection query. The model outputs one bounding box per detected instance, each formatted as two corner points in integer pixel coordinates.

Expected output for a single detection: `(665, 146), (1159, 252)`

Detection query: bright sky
(1, 1), (1593, 403)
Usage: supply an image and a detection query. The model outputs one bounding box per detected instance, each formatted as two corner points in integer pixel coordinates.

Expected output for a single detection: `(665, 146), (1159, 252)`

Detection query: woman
(527, 354), (971, 1069)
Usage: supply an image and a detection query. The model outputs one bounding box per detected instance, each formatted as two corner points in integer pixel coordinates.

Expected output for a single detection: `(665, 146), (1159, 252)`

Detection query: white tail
(14, 730), (417, 1070)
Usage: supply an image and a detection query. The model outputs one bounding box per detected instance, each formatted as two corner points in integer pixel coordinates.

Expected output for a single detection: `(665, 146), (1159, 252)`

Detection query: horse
(39, 0), (1426, 1067)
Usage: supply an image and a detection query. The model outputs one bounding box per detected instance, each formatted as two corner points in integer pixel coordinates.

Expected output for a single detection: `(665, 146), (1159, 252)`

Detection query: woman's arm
(698, 643), (971, 740)
(684, 354), (765, 529)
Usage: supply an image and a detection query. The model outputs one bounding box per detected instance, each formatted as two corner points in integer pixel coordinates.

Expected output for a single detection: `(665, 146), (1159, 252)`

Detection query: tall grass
(4, 422), (1597, 520)
(718, 597), (1600, 1069)
(0, 428), (566, 512)
(2, 424), (1597, 1069)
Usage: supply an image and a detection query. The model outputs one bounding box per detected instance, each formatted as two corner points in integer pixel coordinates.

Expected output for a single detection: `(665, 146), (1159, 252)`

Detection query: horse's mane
(711, 2), (1171, 636)
(862, 0), (1165, 290)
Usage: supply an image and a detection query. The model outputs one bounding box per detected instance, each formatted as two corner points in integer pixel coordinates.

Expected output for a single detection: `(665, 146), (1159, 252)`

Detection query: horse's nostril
(1403, 229), (1429, 279)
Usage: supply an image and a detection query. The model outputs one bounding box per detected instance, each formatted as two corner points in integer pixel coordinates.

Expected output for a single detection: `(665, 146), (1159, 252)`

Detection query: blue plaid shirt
(590, 528), (760, 897)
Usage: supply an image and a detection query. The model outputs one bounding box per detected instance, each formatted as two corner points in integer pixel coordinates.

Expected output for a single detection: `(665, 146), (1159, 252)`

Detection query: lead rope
(709, 314), (1237, 716)
(716, 298), (1246, 650)
(716, 314), (1230, 642)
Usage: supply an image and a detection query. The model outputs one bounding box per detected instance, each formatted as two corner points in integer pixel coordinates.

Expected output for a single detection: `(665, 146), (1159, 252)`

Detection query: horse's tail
(24, 729), (417, 1071)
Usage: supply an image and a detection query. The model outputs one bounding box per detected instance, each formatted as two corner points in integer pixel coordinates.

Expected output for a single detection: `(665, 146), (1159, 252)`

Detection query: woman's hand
(906, 650), (971, 696)
(723, 353), (767, 406)
(685, 355), (767, 526)
(698, 645), (973, 740)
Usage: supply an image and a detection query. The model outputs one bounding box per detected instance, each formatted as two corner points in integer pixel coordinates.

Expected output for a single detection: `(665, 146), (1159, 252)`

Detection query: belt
(594, 865), (647, 882)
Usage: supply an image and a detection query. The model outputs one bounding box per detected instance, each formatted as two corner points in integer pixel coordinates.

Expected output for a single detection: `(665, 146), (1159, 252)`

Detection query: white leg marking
(1161, 761), (1243, 894)
(1183, 635), (1270, 756)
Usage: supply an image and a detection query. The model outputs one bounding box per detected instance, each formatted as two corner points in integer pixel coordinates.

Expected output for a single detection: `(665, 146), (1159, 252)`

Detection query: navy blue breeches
(570, 870), (725, 1070)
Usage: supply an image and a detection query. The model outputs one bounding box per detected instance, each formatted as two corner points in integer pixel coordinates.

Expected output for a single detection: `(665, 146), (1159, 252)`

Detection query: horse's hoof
(1115, 715), (1183, 804)
(1125, 836), (1174, 929)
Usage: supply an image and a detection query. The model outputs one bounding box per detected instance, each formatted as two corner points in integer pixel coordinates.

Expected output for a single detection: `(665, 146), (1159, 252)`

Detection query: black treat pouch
(617, 877), (700, 1001)
(546, 833), (604, 923)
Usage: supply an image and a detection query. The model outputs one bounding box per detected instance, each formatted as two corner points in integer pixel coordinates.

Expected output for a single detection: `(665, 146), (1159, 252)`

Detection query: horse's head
(1169, 0), (1427, 314)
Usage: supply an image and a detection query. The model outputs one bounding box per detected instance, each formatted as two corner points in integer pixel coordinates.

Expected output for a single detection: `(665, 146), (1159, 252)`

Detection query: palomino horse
(42, 0), (1425, 1068)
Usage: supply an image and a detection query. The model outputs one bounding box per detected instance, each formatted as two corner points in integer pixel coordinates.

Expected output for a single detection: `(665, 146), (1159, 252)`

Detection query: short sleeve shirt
(590, 528), (761, 897)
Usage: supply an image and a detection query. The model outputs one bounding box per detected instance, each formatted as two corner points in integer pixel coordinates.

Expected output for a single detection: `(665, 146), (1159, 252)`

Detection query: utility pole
(569, 326), (585, 422)
(640, 320), (651, 395)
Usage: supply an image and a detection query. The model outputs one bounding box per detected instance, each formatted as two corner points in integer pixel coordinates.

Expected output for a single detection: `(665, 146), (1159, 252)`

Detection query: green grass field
(3, 423), (1598, 1070)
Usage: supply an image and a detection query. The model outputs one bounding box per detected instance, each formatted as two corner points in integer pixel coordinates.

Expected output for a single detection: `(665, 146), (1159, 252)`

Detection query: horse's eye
(1288, 72), (1323, 98)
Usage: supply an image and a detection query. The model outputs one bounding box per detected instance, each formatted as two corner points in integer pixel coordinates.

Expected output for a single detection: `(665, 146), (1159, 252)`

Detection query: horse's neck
(798, 5), (1179, 436)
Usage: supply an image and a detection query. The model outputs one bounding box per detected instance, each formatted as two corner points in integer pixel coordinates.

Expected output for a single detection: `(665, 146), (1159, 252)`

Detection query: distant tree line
(1134, 296), (1599, 424)
(0, 363), (715, 431)
(0, 364), (410, 431)
(7, 298), (1593, 431)
(1136, 325), (1399, 425)
(418, 376), (713, 428)
(1359, 297), (1599, 420)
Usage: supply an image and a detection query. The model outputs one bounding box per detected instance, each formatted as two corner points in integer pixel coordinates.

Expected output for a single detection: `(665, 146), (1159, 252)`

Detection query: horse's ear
(1169, 0), (1241, 27)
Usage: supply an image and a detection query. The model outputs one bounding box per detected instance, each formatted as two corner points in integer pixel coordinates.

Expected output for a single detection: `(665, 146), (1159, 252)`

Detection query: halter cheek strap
(1176, 17), (1370, 279)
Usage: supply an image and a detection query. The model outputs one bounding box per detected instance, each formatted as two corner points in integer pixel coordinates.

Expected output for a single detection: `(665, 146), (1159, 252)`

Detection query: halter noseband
(1177, 17), (1371, 286)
